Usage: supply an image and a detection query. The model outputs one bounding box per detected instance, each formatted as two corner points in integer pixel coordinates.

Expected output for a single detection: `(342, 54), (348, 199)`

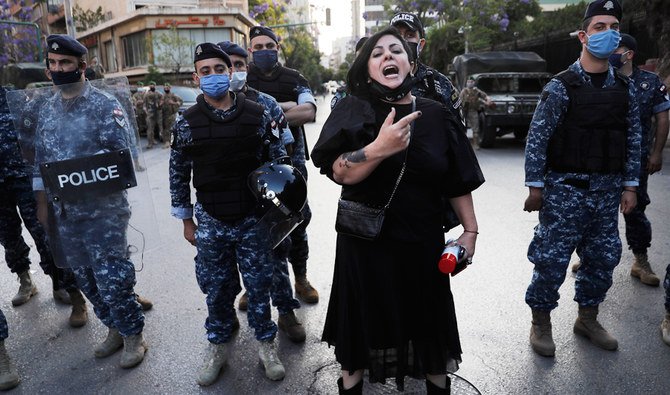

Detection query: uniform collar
(571, 60), (617, 87)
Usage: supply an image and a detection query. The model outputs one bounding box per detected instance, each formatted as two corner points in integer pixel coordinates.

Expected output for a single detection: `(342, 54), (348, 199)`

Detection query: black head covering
(250, 26), (278, 44)
(584, 0), (622, 21)
(193, 42), (232, 67)
(218, 41), (248, 58)
(389, 12), (425, 38)
(46, 34), (88, 57)
(619, 33), (637, 52)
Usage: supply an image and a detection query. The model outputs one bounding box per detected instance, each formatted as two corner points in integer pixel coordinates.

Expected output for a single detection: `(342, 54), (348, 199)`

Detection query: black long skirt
(321, 233), (462, 390)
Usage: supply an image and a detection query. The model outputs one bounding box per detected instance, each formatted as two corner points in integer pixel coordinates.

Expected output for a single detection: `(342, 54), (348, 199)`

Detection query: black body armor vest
(247, 64), (301, 103)
(182, 93), (265, 221)
(547, 69), (629, 174)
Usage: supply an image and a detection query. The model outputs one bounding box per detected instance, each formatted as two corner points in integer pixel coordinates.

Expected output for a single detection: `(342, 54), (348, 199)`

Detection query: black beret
(193, 42), (232, 67)
(218, 41), (248, 58)
(250, 26), (278, 43)
(390, 12), (425, 38)
(46, 34), (88, 57)
(584, 0), (622, 21)
(619, 33), (637, 52)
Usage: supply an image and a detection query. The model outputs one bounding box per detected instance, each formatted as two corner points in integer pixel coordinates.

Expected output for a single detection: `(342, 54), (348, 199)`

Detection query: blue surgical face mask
(608, 50), (629, 69)
(199, 73), (230, 99)
(253, 49), (278, 73)
(230, 71), (247, 92)
(585, 29), (621, 59)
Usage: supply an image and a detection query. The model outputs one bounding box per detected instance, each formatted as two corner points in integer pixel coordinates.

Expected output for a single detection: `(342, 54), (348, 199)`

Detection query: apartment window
(152, 28), (231, 68)
(122, 31), (148, 68)
(104, 40), (117, 72)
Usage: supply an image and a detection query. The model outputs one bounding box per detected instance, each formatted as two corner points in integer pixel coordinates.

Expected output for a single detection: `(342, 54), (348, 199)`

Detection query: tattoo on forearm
(339, 149), (367, 168)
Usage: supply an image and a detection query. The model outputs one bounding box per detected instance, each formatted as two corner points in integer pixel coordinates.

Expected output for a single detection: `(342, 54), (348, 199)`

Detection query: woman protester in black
(312, 27), (484, 394)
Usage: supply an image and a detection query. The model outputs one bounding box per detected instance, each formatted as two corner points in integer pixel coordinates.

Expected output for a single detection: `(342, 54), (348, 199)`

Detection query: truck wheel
(513, 129), (528, 142)
(478, 114), (496, 148)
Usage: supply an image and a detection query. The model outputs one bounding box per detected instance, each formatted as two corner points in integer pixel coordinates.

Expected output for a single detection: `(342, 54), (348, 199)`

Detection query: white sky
(311, 0), (355, 57)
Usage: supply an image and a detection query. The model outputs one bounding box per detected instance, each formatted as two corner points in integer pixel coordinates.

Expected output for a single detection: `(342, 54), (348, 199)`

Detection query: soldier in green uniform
(161, 83), (182, 149)
(459, 77), (491, 149)
(143, 81), (163, 149)
(131, 82), (146, 139)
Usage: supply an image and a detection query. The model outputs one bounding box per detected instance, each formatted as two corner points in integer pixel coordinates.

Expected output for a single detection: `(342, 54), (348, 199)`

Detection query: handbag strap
(382, 98), (415, 210)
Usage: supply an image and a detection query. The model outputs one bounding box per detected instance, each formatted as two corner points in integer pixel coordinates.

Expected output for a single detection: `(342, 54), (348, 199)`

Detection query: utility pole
(63, 0), (76, 38)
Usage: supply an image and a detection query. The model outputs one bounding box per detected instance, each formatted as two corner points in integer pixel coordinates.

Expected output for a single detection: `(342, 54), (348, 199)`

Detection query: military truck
(452, 51), (553, 148)
(0, 62), (50, 89)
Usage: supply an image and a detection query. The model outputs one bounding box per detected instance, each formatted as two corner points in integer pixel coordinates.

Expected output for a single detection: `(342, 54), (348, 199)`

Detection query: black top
(313, 95), (484, 242)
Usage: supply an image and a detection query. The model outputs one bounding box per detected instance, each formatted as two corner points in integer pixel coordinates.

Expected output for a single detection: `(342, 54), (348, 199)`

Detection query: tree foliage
(281, 27), (327, 93)
(152, 25), (195, 77)
(0, 0), (42, 66)
(72, 4), (105, 31)
(249, 0), (288, 27)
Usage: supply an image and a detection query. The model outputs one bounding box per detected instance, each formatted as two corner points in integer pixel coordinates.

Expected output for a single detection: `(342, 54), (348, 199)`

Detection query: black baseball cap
(390, 12), (425, 38)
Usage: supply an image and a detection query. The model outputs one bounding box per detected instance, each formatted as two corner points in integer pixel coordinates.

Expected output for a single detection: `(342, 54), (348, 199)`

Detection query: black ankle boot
(338, 377), (363, 394)
(426, 376), (451, 394)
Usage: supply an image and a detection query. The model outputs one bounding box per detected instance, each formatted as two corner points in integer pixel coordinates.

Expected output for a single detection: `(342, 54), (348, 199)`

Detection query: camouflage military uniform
(32, 82), (144, 337)
(524, 60), (642, 311)
(459, 86), (488, 146)
(143, 89), (163, 147)
(622, 68), (670, 255)
(0, 85), (77, 292)
(162, 91), (182, 145)
(131, 90), (146, 136)
(169, 93), (287, 343)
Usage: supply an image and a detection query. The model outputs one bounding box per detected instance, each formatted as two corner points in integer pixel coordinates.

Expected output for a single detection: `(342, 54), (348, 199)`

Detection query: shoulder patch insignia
(660, 84), (667, 93)
(113, 108), (123, 117)
(114, 116), (126, 127)
(640, 82), (650, 91)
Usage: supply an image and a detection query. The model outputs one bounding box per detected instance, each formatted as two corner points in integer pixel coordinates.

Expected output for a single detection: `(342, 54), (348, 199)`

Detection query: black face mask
(406, 42), (420, 62)
(369, 74), (416, 102)
(149, 87), (156, 91)
(165, 89), (170, 94)
(50, 69), (83, 86)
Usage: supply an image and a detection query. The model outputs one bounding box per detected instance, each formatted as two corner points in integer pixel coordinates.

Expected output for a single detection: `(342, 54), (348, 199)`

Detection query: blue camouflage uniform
(286, 83), (315, 278)
(412, 62), (463, 122)
(524, 60), (642, 311)
(622, 68), (670, 255)
(32, 82), (144, 337)
(0, 309), (7, 341)
(0, 85), (77, 292)
(170, 93), (287, 344)
(330, 86), (347, 110)
(245, 87), (300, 314)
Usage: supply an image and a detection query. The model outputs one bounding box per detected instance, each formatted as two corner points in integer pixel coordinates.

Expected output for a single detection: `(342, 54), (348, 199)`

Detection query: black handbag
(335, 100), (414, 240)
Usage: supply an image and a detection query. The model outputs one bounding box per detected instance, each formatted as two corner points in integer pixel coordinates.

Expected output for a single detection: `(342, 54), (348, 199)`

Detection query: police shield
(6, 77), (160, 268)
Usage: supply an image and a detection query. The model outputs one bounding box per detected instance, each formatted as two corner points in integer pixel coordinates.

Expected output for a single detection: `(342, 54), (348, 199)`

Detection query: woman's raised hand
(375, 107), (422, 156)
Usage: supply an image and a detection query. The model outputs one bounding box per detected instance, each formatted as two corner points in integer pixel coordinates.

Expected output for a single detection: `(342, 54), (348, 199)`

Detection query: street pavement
(1, 93), (669, 394)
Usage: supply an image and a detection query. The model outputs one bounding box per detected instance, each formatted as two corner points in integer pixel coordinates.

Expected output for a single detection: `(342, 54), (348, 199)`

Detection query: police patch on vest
(40, 149), (137, 202)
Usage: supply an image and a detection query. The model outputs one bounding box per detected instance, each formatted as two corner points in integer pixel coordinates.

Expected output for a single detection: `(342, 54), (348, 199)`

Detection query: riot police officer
(169, 42), (290, 385)
(33, 34), (147, 368)
(523, 0), (642, 357)
(389, 12), (463, 122)
(0, 85), (88, 327)
(218, 40), (306, 343)
(246, 26), (319, 304)
(0, 309), (20, 390)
